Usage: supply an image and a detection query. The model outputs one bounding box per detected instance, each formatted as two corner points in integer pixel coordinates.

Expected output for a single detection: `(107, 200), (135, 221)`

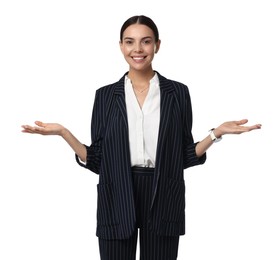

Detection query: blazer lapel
(114, 74), (128, 129)
(151, 73), (175, 208)
(156, 74), (175, 162)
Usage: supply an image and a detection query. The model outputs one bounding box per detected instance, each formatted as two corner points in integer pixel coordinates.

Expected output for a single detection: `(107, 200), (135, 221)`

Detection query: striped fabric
(98, 167), (179, 260)
(76, 71), (206, 240)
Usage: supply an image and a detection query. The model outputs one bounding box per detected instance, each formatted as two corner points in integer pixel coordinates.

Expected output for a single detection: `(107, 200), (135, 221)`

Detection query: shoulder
(96, 82), (118, 96)
(94, 73), (126, 99)
(156, 71), (190, 96)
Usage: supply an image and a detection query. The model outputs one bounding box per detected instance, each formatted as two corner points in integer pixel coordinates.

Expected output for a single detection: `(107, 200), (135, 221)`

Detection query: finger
(236, 119), (248, 125)
(33, 126), (47, 134)
(21, 126), (36, 134)
(35, 121), (45, 127)
(248, 124), (262, 130)
(21, 125), (41, 134)
(21, 125), (32, 131)
(237, 124), (261, 133)
(21, 128), (30, 133)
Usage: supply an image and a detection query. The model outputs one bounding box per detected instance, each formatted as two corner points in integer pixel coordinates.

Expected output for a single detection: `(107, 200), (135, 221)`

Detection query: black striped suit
(76, 71), (206, 258)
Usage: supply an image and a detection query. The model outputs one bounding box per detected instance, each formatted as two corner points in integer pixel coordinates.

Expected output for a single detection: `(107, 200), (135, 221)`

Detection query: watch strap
(209, 128), (222, 143)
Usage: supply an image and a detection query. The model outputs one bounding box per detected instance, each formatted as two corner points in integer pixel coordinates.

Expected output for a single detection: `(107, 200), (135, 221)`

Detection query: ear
(155, 39), (161, 53)
(119, 40), (124, 54)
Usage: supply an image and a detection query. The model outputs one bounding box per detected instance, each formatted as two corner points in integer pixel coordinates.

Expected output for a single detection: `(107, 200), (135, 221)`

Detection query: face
(120, 24), (160, 72)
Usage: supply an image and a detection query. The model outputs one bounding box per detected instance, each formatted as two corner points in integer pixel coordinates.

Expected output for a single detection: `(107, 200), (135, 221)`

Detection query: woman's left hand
(214, 119), (261, 138)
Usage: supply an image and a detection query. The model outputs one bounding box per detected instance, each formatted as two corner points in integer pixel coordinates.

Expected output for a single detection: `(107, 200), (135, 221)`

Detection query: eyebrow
(123, 36), (153, 41)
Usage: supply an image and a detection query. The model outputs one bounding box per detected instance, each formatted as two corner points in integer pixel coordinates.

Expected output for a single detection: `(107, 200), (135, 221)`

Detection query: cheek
(146, 48), (156, 57)
(147, 45), (157, 54)
(122, 47), (133, 55)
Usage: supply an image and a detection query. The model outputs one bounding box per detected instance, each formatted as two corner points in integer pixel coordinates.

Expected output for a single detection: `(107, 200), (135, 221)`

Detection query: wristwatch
(209, 128), (222, 143)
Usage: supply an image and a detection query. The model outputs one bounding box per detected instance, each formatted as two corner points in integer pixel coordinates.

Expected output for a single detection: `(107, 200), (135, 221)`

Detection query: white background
(1, 0), (278, 259)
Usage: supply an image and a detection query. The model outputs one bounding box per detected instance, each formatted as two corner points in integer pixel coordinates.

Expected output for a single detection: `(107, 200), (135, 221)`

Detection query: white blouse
(125, 73), (160, 168)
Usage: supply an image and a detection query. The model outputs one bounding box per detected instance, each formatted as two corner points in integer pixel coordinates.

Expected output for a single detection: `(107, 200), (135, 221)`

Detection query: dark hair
(120, 15), (159, 42)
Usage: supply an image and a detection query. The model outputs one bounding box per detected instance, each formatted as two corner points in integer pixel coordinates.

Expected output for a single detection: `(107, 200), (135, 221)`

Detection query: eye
(124, 40), (133, 45)
(142, 39), (152, 45)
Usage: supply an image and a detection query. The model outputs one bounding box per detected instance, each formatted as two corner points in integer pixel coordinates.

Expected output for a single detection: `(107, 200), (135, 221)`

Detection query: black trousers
(99, 167), (180, 260)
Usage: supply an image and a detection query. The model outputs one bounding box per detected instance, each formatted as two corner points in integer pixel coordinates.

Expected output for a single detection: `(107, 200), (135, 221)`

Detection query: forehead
(122, 24), (155, 39)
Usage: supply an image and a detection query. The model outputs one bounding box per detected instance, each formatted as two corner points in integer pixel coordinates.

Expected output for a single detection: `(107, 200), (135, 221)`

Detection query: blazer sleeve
(181, 85), (206, 169)
(75, 89), (103, 174)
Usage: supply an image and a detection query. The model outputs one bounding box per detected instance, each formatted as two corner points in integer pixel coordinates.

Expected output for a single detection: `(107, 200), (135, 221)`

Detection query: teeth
(133, 57), (144, 60)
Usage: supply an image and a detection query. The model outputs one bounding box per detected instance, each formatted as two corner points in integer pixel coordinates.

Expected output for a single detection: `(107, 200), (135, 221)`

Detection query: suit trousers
(98, 167), (180, 260)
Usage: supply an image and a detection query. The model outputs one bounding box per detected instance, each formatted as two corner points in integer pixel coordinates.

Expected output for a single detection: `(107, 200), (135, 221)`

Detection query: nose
(134, 42), (143, 52)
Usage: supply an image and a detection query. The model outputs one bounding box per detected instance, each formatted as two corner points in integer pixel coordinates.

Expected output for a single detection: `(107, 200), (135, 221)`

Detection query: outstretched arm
(21, 121), (87, 162)
(195, 119), (262, 157)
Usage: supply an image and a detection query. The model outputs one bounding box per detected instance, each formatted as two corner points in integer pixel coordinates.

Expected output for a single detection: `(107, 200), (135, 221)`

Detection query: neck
(127, 68), (155, 85)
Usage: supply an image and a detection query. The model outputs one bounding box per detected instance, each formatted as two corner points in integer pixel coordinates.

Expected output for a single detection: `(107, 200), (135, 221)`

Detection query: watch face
(209, 130), (222, 143)
(209, 131), (216, 141)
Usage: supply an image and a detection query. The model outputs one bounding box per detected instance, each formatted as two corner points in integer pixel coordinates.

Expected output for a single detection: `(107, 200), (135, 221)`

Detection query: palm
(218, 119), (261, 135)
(21, 121), (65, 136)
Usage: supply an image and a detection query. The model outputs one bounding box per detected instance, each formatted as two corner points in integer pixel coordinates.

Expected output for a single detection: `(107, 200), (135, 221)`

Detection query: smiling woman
(119, 22), (160, 107)
(21, 15), (261, 260)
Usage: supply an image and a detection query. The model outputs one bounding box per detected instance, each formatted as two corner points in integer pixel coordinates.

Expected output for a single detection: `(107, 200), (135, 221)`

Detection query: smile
(132, 56), (146, 61)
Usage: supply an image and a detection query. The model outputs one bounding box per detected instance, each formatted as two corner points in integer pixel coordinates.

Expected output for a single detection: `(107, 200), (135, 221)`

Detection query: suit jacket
(76, 71), (206, 239)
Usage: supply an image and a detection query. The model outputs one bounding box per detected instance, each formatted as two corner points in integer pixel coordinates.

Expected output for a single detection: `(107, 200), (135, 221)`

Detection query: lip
(131, 56), (146, 62)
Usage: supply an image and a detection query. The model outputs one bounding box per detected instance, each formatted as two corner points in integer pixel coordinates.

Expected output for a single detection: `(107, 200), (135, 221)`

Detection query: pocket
(162, 178), (185, 223)
(97, 183), (119, 226)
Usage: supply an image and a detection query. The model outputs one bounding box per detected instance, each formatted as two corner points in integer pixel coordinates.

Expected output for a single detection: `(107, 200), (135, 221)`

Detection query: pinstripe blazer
(76, 71), (206, 239)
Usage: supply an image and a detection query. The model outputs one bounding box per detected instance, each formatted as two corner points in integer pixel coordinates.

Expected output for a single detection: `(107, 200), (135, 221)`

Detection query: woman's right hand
(22, 121), (87, 162)
(21, 121), (66, 136)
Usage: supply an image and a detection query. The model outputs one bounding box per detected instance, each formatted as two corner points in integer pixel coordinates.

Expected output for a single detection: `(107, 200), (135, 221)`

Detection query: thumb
(35, 121), (45, 127)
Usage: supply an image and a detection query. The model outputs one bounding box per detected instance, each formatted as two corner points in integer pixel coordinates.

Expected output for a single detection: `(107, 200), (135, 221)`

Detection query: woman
(22, 15), (261, 260)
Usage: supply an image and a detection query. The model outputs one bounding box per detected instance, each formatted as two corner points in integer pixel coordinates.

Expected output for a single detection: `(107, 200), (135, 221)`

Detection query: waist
(131, 166), (154, 176)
